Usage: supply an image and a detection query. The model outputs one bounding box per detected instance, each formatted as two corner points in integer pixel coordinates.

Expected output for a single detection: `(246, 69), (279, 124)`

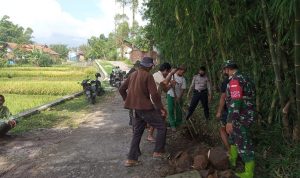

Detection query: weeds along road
(0, 92), (168, 178)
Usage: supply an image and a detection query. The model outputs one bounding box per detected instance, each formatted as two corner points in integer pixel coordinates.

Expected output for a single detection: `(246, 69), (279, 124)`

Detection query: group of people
(119, 57), (256, 178)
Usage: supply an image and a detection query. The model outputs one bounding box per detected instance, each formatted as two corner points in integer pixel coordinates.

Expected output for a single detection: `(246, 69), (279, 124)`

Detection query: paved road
(108, 61), (131, 73)
(0, 93), (168, 178)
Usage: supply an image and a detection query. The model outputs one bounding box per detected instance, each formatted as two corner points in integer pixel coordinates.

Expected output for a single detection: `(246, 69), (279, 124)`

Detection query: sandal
(152, 152), (171, 160)
(124, 160), (142, 167)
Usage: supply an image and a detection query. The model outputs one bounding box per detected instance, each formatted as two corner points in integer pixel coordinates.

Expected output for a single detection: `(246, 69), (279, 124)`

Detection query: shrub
(36, 53), (54, 67)
(0, 58), (6, 67)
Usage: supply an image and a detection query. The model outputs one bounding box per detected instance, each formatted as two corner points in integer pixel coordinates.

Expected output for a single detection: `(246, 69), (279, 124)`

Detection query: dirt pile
(162, 130), (237, 178)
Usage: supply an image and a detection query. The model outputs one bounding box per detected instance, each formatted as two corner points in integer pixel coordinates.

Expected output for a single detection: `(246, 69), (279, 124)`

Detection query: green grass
(0, 81), (82, 95)
(4, 94), (62, 114)
(98, 60), (114, 74)
(0, 67), (95, 78)
(10, 93), (112, 134)
(123, 58), (133, 66)
(10, 95), (89, 134)
(0, 64), (98, 114)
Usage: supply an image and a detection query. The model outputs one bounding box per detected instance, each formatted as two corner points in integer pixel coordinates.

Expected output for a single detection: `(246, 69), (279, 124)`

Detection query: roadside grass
(5, 94), (62, 114)
(123, 58), (133, 66)
(10, 93), (112, 134)
(98, 60), (113, 74)
(10, 95), (88, 134)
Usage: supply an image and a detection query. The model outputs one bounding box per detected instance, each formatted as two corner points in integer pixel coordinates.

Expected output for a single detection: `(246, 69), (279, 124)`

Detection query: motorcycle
(94, 73), (104, 96)
(81, 79), (97, 104)
(109, 70), (125, 88)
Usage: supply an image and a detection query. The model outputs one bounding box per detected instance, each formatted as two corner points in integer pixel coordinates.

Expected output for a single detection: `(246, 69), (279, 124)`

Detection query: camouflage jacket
(0, 106), (11, 122)
(225, 71), (256, 125)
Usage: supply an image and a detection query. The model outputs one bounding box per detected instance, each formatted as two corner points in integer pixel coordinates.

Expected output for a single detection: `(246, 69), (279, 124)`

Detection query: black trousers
(186, 89), (209, 120)
(127, 109), (167, 161)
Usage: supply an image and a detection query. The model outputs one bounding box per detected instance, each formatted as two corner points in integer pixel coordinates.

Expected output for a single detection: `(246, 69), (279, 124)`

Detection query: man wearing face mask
(186, 66), (212, 120)
(223, 60), (256, 178)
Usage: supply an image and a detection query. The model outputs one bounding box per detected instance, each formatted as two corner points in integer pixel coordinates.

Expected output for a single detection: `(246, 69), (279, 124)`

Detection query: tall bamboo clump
(143, 0), (296, 138)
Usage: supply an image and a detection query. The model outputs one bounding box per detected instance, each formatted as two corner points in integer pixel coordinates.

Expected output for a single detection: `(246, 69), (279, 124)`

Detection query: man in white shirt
(148, 63), (176, 141)
(167, 65), (186, 131)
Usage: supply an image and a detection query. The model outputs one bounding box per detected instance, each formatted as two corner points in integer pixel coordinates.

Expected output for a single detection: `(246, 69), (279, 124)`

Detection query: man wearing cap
(223, 60), (256, 178)
(119, 57), (168, 167)
(167, 65), (187, 131)
(186, 66), (212, 121)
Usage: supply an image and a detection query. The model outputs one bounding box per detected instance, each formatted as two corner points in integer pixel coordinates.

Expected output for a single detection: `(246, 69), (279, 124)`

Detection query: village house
(68, 49), (85, 62)
(1, 42), (59, 63)
(121, 40), (159, 64)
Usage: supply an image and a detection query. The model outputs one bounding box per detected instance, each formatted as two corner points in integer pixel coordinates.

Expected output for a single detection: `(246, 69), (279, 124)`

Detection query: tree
(0, 15), (33, 44)
(294, 0), (300, 141)
(115, 21), (130, 59)
(116, 0), (131, 16)
(131, 25), (150, 51)
(87, 34), (110, 60)
(131, 0), (139, 28)
(49, 44), (69, 59)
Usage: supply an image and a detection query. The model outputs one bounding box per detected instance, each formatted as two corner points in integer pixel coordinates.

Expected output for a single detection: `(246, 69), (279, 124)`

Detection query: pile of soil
(160, 126), (238, 178)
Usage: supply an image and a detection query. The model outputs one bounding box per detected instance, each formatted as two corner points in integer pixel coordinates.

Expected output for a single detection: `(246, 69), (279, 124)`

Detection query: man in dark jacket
(119, 57), (168, 167)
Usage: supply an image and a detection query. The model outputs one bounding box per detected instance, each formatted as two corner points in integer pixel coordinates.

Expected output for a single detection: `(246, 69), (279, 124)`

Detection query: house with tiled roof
(2, 42), (59, 61)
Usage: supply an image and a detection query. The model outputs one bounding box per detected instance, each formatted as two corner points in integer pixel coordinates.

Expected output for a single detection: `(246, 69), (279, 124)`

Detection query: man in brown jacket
(119, 57), (167, 167)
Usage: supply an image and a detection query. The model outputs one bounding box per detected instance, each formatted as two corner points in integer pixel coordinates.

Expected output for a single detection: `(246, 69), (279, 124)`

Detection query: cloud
(1, 0), (121, 46)
(0, 0), (146, 46)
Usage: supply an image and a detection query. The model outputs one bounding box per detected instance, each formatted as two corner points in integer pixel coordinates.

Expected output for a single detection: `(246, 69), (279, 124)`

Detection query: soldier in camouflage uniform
(223, 60), (255, 178)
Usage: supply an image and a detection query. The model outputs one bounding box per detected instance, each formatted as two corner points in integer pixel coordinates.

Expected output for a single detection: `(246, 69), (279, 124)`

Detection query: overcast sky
(0, 0), (146, 47)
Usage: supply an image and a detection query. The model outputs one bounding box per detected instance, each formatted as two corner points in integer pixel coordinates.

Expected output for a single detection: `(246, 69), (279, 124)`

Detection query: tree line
(79, 0), (149, 61)
(0, 15), (69, 67)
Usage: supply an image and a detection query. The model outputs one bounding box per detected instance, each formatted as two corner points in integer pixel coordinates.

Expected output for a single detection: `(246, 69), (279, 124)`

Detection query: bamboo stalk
(294, 0), (300, 141)
(261, 0), (288, 136)
(268, 90), (277, 124)
(212, 0), (226, 61)
(248, 35), (260, 120)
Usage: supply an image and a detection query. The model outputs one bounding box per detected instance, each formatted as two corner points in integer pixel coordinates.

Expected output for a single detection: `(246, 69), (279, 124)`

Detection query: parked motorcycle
(81, 79), (97, 104)
(109, 68), (126, 88)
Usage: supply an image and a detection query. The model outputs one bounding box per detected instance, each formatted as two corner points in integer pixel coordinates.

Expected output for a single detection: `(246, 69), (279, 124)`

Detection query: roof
(6, 42), (59, 56)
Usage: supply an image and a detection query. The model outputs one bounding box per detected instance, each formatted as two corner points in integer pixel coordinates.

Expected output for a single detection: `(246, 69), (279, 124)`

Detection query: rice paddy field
(0, 65), (97, 114)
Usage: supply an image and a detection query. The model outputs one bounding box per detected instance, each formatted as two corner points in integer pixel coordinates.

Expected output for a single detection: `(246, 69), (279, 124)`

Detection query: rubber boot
(229, 145), (238, 168)
(236, 161), (255, 178)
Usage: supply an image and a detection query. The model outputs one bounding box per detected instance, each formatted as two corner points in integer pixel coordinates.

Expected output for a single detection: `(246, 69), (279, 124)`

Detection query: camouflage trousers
(229, 122), (254, 162)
